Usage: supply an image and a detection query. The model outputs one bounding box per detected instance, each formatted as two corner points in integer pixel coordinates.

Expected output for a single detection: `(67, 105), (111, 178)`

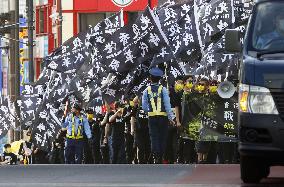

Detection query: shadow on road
(241, 177), (284, 187)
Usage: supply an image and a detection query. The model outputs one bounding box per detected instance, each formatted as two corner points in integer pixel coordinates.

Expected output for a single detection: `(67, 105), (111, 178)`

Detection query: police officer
(142, 67), (175, 164)
(62, 103), (92, 164)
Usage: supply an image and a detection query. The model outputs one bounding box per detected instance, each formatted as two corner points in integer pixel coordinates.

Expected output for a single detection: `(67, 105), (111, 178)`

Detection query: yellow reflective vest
(66, 115), (84, 139)
(147, 85), (167, 117)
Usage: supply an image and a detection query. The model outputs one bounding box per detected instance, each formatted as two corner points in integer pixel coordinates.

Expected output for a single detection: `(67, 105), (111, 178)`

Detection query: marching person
(165, 76), (185, 164)
(132, 96), (151, 164)
(123, 100), (135, 164)
(86, 108), (103, 164)
(100, 102), (113, 164)
(180, 75), (198, 164)
(62, 102), (92, 164)
(193, 77), (218, 164)
(142, 67), (175, 164)
(108, 101), (127, 164)
(83, 108), (95, 164)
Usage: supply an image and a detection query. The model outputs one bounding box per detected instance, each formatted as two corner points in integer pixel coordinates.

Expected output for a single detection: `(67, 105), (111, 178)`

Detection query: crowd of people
(1, 67), (239, 165)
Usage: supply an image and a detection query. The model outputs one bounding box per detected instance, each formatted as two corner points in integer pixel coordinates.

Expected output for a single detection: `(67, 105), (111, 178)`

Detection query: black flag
(95, 7), (173, 74)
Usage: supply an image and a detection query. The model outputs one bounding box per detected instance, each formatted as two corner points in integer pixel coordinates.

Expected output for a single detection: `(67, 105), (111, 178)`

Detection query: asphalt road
(0, 164), (283, 187)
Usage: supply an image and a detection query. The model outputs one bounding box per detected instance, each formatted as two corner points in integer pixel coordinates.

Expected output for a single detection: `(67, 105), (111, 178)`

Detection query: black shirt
(170, 88), (183, 120)
(90, 119), (101, 139)
(109, 111), (125, 140)
(3, 152), (17, 165)
(123, 105), (133, 134)
(136, 107), (148, 130)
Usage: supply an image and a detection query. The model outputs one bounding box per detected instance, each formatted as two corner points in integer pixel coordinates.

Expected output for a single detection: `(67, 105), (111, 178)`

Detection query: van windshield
(252, 2), (284, 52)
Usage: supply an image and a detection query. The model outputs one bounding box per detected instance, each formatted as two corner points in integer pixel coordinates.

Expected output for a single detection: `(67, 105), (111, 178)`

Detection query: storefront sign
(112, 0), (134, 7)
(74, 0), (150, 12)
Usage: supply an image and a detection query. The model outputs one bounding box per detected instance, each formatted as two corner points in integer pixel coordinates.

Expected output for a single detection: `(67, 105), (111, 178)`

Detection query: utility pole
(15, 0), (21, 140)
(27, 0), (34, 82)
(9, 0), (21, 141)
(58, 0), (62, 46)
(9, 1), (15, 142)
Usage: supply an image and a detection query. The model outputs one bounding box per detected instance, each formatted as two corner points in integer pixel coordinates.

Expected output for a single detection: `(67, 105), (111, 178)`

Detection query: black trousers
(136, 128), (151, 164)
(164, 126), (178, 163)
(83, 139), (94, 164)
(148, 116), (168, 161)
(92, 129), (102, 164)
(217, 142), (237, 164)
(182, 138), (197, 164)
(125, 133), (135, 164)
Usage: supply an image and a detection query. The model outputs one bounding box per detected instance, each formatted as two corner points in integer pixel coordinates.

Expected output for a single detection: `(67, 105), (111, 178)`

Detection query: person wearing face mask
(166, 76), (185, 164)
(208, 80), (218, 94)
(194, 77), (219, 164)
(123, 99), (136, 164)
(256, 13), (284, 49)
(88, 109), (103, 164)
(180, 76), (205, 164)
(176, 75), (195, 164)
(82, 108), (96, 164)
(131, 96), (151, 164)
(62, 102), (92, 164)
(184, 76), (194, 93)
(205, 79), (220, 164)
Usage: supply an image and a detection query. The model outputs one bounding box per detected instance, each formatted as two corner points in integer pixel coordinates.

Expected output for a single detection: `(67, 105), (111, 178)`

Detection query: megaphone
(217, 81), (236, 98)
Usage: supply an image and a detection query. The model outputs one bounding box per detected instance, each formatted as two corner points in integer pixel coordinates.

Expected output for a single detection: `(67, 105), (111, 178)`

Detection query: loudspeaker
(217, 81), (236, 99)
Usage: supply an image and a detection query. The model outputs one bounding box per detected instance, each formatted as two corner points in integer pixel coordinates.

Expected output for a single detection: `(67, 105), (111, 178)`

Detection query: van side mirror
(225, 29), (241, 53)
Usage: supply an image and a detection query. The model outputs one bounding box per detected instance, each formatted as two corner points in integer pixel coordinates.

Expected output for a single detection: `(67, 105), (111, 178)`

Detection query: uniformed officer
(62, 103), (92, 164)
(142, 67), (175, 164)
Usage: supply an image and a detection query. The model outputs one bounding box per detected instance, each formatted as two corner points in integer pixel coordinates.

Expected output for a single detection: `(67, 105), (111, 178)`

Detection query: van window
(252, 2), (284, 51)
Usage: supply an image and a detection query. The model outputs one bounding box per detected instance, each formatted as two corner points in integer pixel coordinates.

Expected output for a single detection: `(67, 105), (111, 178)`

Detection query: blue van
(225, 0), (284, 183)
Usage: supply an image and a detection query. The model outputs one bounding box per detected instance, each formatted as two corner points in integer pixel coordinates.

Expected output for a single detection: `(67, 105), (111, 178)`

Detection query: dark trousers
(182, 139), (197, 164)
(34, 151), (48, 164)
(217, 142), (237, 164)
(92, 137), (102, 164)
(108, 137), (126, 164)
(49, 147), (65, 164)
(148, 116), (168, 159)
(83, 139), (94, 164)
(65, 138), (84, 164)
(207, 141), (217, 164)
(125, 133), (135, 164)
(164, 126), (178, 163)
(100, 126), (109, 164)
(100, 144), (110, 164)
(136, 128), (151, 164)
